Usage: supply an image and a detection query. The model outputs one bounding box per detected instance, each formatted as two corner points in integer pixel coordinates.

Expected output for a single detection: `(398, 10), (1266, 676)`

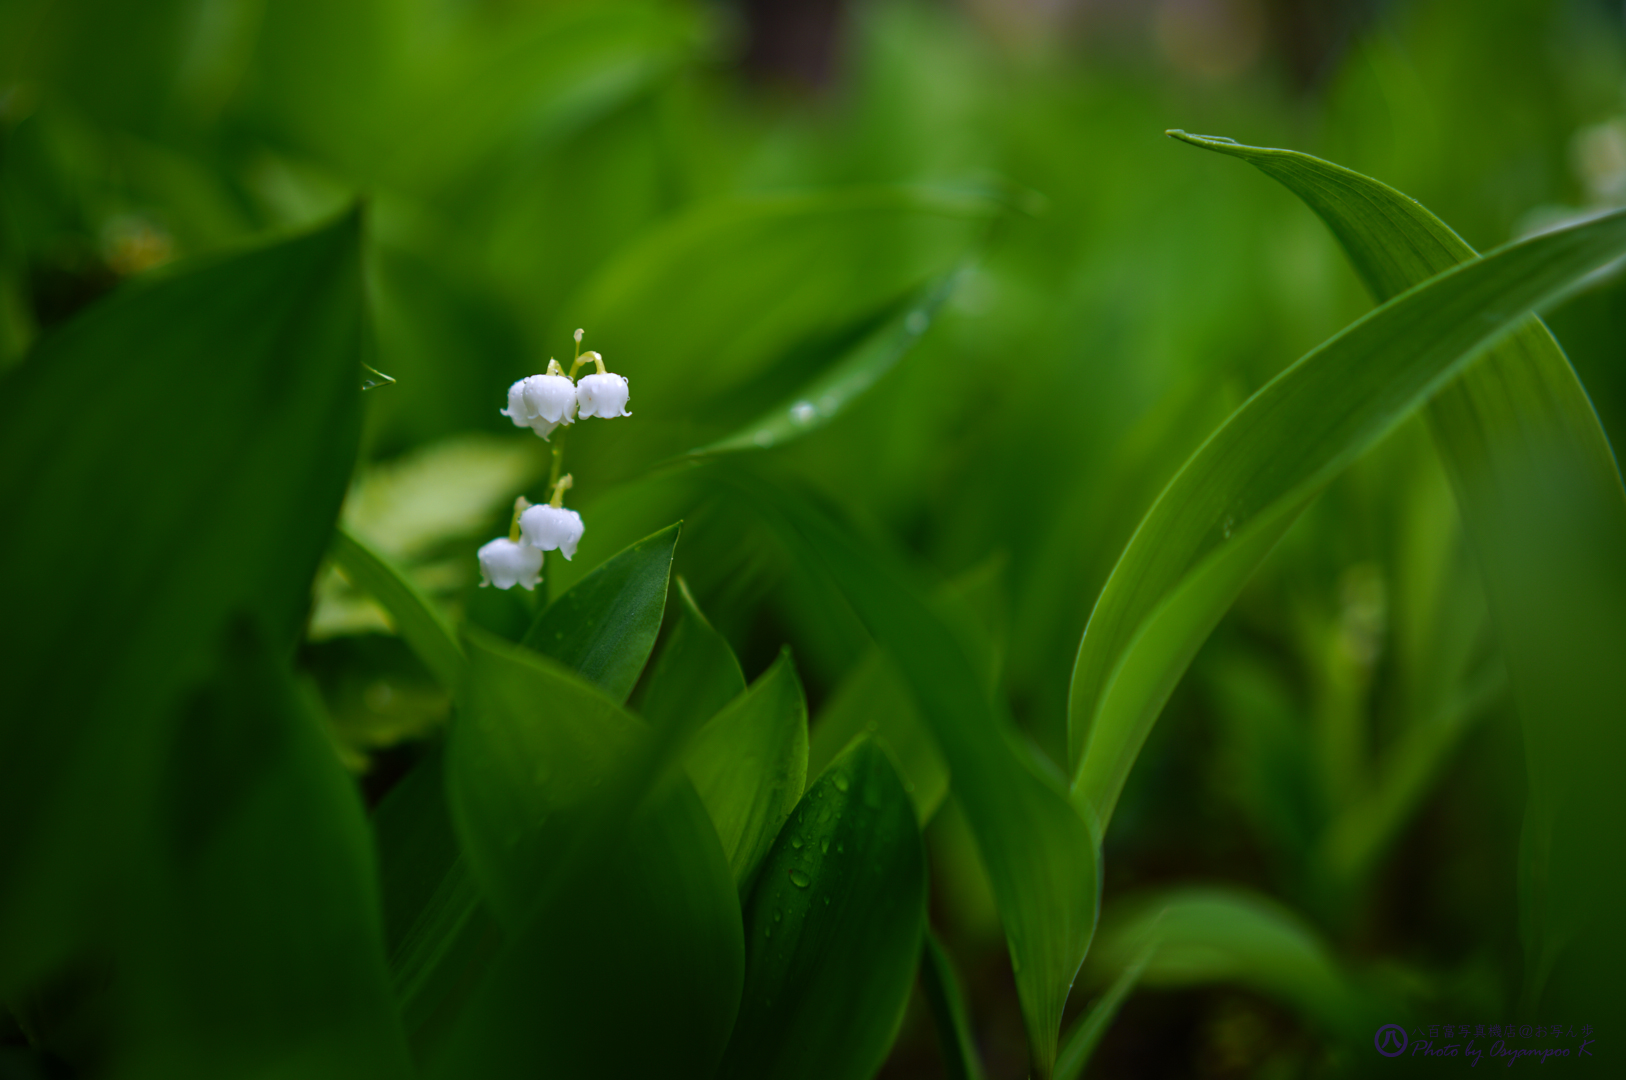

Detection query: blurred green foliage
(4, 0), (1626, 1076)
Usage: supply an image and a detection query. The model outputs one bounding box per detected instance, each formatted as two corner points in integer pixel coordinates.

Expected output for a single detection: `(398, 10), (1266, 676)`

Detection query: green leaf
(735, 474), (1097, 1080)
(371, 748), (501, 1059)
(328, 526), (465, 691)
(638, 576), (746, 731)
(686, 647), (809, 891)
(809, 652), (949, 825)
(717, 738), (926, 1080)
(920, 932), (989, 1080)
(1167, 131), (1626, 1017)
(446, 630), (643, 926)
(520, 522), (679, 703)
(1083, 887), (1377, 1039)
(0, 210), (366, 992)
(688, 269), (964, 456)
(1054, 941), (1154, 1080)
(1068, 186), (1626, 832)
(123, 620), (411, 1078)
(808, 559), (1007, 825)
(439, 628), (743, 1079)
(432, 780), (743, 1080)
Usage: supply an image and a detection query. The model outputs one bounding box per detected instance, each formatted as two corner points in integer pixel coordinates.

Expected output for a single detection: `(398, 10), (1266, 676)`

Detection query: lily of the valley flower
(501, 362), (579, 440)
(570, 348), (631, 418)
(477, 537), (542, 590)
(520, 473), (584, 559)
(520, 504), (584, 560)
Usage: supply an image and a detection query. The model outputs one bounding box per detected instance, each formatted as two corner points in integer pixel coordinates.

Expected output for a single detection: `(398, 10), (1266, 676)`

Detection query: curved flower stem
(507, 496), (531, 542)
(549, 473), (574, 508)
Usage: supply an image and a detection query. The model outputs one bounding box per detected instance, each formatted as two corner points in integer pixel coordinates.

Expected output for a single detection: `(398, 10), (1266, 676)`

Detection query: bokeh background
(4, 0), (1625, 1075)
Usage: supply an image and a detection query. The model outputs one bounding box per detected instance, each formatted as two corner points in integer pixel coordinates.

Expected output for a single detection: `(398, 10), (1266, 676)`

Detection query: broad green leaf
(558, 187), (1000, 472)
(375, 527), (682, 1056)
(328, 526), (465, 691)
(808, 558), (1008, 825)
(735, 474), (1097, 1080)
(120, 621), (410, 1079)
(0, 211), (365, 993)
(372, 749), (501, 1060)
(688, 269), (964, 456)
(431, 781), (743, 1080)
(1068, 195), (1626, 831)
(920, 932), (989, 1080)
(717, 738), (925, 1080)
(1168, 131), (1626, 1016)
(439, 628), (742, 1079)
(809, 651), (949, 825)
(446, 630), (642, 926)
(520, 522), (679, 702)
(638, 576), (746, 730)
(685, 647), (809, 890)
(1083, 887), (1377, 1039)
(1054, 941), (1155, 1080)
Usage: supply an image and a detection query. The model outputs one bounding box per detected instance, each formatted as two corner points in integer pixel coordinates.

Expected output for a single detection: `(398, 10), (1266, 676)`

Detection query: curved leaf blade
(1169, 130), (1626, 1015)
(638, 576), (746, 730)
(686, 647), (810, 891)
(717, 738), (925, 1080)
(0, 210), (366, 991)
(921, 931), (989, 1080)
(1084, 887), (1379, 1039)
(736, 475), (1097, 1080)
(329, 526), (465, 691)
(520, 522), (679, 702)
(689, 269), (964, 457)
(1069, 197), (1626, 827)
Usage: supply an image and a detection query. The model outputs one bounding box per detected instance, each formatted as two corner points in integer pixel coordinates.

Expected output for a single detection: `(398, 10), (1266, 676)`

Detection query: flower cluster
(477, 330), (630, 591)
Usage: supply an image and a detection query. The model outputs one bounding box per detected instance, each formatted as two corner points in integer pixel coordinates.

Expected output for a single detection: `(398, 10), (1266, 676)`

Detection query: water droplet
(789, 869), (812, 888)
(821, 839), (829, 854)
(837, 842), (845, 854)
(791, 837), (803, 849)
(773, 908), (782, 922)
(833, 774), (850, 793)
(823, 896), (831, 906)
(1220, 515), (1234, 540)
(765, 926), (772, 938)
(790, 400), (816, 425)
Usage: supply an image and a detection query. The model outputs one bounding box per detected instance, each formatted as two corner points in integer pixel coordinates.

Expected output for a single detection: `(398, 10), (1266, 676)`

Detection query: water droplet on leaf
(790, 869), (811, 888)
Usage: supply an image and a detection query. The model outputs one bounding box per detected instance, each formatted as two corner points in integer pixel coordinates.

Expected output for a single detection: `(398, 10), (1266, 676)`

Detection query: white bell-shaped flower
(522, 373), (578, 425)
(519, 503), (585, 560)
(577, 371), (631, 418)
(477, 537), (543, 590)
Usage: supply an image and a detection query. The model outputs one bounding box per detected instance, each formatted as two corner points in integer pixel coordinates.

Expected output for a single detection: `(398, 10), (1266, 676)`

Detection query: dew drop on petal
(791, 837), (803, 849)
(833, 774), (850, 793)
(790, 400), (816, 425)
(789, 869), (812, 888)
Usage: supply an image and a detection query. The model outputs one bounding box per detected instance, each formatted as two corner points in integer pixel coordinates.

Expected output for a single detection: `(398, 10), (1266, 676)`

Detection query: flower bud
(576, 371), (631, 418)
(522, 373), (578, 424)
(520, 504), (585, 560)
(477, 537), (543, 590)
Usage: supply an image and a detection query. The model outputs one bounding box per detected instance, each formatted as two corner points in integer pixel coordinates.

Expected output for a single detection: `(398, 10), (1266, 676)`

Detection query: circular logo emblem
(1375, 1024), (1409, 1058)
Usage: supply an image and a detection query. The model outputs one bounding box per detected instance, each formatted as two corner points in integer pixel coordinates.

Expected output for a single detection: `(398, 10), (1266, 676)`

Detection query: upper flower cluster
(499, 346), (630, 441)
(477, 330), (629, 591)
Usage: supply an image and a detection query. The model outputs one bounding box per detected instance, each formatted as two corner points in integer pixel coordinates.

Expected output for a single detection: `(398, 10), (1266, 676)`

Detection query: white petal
(577, 372), (631, 418)
(522, 373), (579, 424)
(519, 504), (585, 558)
(477, 537), (543, 590)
